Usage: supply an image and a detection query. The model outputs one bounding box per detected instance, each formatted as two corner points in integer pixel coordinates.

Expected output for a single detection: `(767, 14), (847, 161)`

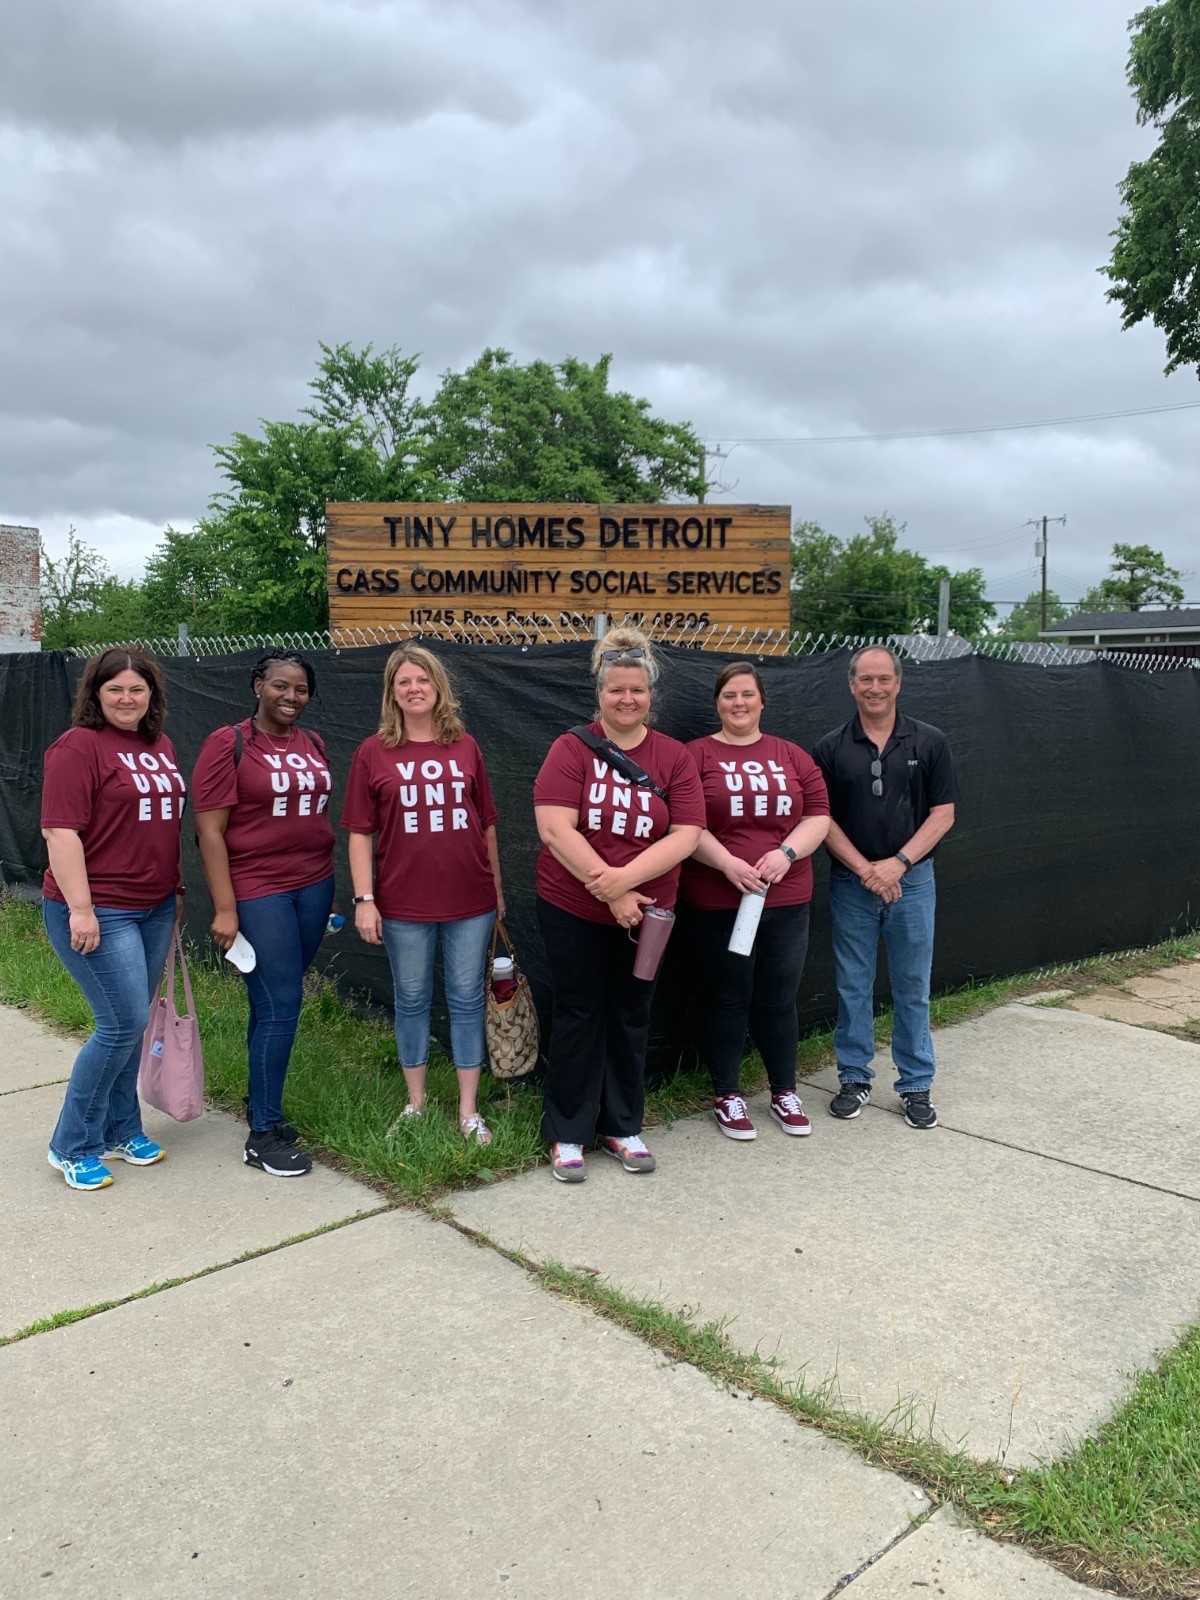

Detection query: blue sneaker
(104, 1134), (166, 1166)
(48, 1148), (114, 1191)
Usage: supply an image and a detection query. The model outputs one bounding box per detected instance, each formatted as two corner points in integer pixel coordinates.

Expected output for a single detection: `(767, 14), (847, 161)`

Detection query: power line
(707, 399), (1200, 446)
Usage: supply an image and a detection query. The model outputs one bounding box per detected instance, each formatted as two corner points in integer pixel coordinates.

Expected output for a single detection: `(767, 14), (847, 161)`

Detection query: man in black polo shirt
(811, 646), (958, 1129)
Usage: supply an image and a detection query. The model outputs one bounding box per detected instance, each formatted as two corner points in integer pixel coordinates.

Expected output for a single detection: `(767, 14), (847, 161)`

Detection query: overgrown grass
(4, 892), (1199, 1595)
(467, 1246), (1200, 1599)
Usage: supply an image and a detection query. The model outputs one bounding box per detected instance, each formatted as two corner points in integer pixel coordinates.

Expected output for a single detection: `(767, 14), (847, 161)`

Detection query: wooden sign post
(327, 502), (791, 648)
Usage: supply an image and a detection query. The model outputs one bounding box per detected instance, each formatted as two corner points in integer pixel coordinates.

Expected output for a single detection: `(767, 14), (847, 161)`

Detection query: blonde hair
(590, 625), (659, 689)
(377, 644), (465, 748)
(590, 625), (658, 724)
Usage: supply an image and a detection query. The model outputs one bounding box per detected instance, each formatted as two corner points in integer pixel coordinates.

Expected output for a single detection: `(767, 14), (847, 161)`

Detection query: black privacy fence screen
(3, 642), (1198, 1076)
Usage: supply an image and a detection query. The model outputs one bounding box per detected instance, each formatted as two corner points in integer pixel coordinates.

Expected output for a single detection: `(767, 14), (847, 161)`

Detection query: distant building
(0, 525), (40, 652)
(1041, 608), (1200, 660)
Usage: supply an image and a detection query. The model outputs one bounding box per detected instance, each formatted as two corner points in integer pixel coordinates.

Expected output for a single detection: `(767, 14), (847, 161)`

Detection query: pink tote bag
(138, 930), (205, 1122)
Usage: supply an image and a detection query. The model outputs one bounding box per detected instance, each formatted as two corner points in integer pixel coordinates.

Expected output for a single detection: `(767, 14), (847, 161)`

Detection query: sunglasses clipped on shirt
(870, 758), (883, 797)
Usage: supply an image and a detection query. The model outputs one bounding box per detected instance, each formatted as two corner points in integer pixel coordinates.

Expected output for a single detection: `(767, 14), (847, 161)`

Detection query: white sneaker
(551, 1142), (586, 1183)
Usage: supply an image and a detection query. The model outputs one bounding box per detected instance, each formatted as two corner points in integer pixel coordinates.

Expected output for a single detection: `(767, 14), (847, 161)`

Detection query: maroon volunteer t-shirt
(679, 733), (830, 911)
(534, 724), (705, 924)
(191, 720), (336, 901)
(42, 726), (186, 909)
(340, 734), (498, 922)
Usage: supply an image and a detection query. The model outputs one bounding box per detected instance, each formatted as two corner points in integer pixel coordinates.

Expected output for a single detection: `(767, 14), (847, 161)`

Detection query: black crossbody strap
(570, 725), (668, 802)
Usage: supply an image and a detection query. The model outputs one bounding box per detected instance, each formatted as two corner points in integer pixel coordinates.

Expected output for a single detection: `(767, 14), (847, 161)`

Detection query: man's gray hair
(848, 645), (903, 682)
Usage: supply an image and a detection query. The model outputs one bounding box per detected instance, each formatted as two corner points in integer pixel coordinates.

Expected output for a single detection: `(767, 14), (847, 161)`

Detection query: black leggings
(537, 897), (656, 1144)
(683, 902), (811, 1094)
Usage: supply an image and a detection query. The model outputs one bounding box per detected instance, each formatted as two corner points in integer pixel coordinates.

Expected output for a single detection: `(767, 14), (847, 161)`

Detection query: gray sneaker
(829, 1082), (872, 1119)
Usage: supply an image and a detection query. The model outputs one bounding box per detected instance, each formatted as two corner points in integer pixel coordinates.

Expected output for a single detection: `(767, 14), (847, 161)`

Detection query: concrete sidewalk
(450, 1002), (1200, 1466)
(8, 987), (1191, 1596)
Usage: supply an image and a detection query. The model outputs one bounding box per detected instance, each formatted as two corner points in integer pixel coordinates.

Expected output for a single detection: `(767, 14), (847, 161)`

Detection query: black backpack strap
(570, 725), (667, 803)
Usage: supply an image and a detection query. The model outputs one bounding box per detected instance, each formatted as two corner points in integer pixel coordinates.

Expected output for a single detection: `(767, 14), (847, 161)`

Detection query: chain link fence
(64, 618), (1198, 670)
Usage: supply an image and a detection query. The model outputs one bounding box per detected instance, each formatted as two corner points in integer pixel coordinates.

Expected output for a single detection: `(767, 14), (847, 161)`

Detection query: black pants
(683, 902), (811, 1094)
(537, 897), (657, 1144)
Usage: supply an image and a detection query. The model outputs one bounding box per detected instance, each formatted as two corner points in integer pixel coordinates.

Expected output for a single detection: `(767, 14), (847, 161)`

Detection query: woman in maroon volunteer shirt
(679, 662), (830, 1142)
(41, 649), (186, 1191)
(193, 651), (335, 1179)
(534, 627), (704, 1183)
(341, 645), (504, 1146)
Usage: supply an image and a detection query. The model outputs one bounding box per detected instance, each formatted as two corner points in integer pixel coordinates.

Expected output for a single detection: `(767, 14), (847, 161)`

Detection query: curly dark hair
(71, 649), (167, 743)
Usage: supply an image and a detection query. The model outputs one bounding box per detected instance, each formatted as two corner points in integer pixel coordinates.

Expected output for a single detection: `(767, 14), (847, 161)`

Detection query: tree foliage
(40, 529), (147, 649)
(1072, 541), (1185, 613)
(422, 349), (704, 502)
(1103, 0), (1200, 376)
(993, 590), (1069, 641)
(108, 343), (704, 634)
(789, 514), (995, 639)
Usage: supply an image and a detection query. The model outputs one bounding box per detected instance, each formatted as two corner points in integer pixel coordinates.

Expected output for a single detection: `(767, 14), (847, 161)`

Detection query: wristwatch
(778, 843), (798, 863)
(352, 893), (375, 904)
(894, 852), (913, 872)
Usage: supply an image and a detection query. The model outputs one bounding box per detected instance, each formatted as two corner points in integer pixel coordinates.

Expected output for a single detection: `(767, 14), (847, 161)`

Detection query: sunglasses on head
(600, 647), (646, 662)
(870, 758), (883, 797)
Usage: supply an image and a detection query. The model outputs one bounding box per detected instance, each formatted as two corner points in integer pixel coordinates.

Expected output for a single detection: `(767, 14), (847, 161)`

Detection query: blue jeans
(380, 912), (495, 1070)
(829, 860), (937, 1094)
(236, 875), (335, 1131)
(44, 894), (178, 1160)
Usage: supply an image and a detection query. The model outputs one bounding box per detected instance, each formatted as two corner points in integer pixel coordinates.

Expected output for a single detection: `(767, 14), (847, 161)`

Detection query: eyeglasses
(870, 758), (883, 798)
(600, 647), (646, 662)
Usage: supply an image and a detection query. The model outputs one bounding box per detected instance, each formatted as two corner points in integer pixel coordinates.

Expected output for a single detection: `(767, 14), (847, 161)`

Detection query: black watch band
(895, 851), (913, 872)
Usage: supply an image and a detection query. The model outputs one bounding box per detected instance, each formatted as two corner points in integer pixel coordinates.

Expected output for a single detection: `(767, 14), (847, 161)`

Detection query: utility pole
(936, 577), (951, 637)
(1026, 515), (1067, 633)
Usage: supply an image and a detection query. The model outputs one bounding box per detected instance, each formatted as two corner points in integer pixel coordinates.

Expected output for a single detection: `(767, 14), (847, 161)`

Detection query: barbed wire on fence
(63, 619), (1199, 671)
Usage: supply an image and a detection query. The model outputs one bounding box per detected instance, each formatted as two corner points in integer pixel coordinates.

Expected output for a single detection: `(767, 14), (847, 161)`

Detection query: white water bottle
(728, 886), (767, 956)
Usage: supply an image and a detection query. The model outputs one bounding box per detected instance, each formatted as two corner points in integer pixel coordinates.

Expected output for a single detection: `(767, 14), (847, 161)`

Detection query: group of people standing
(39, 629), (957, 1193)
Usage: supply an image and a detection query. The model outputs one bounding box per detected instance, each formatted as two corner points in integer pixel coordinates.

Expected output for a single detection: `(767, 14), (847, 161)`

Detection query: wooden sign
(327, 502), (791, 646)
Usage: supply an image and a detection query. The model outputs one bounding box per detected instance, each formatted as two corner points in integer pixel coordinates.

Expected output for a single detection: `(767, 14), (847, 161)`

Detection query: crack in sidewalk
(820, 1507), (938, 1596)
(805, 1086), (1200, 1205)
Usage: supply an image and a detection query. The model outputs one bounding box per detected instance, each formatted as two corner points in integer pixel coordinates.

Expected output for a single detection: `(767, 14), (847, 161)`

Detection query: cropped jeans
(44, 893), (177, 1160)
(380, 911), (495, 1071)
(829, 859), (937, 1094)
(236, 874), (335, 1132)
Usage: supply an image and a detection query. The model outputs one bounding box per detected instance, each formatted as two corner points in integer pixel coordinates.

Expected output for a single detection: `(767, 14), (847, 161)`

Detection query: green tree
(1102, 0), (1200, 376)
(1072, 541), (1185, 612)
(789, 514), (995, 639)
(994, 590), (1069, 641)
(422, 349), (703, 501)
(145, 344), (703, 633)
(40, 528), (149, 649)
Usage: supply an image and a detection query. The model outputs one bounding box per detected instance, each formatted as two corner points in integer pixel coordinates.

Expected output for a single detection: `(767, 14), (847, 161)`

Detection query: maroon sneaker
(769, 1091), (812, 1136)
(713, 1093), (757, 1141)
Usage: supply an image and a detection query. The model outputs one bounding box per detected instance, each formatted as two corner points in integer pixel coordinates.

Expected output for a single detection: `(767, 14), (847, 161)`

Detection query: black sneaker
(829, 1082), (872, 1119)
(244, 1127), (313, 1177)
(901, 1092), (938, 1130)
(243, 1097), (299, 1147)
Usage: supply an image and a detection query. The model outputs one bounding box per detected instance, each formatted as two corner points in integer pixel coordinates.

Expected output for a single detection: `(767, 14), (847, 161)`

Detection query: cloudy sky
(4, 0), (1198, 613)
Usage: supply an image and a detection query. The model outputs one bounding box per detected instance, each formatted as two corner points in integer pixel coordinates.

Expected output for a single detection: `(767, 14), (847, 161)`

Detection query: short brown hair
(713, 660), (766, 707)
(71, 649), (167, 743)
(377, 644), (465, 748)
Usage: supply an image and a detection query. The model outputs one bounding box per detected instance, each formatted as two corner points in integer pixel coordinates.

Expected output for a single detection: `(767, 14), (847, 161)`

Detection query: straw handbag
(484, 920), (540, 1080)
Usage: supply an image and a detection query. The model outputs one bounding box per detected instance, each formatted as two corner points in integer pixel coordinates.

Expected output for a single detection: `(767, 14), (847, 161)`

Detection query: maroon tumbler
(632, 906), (676, 981)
